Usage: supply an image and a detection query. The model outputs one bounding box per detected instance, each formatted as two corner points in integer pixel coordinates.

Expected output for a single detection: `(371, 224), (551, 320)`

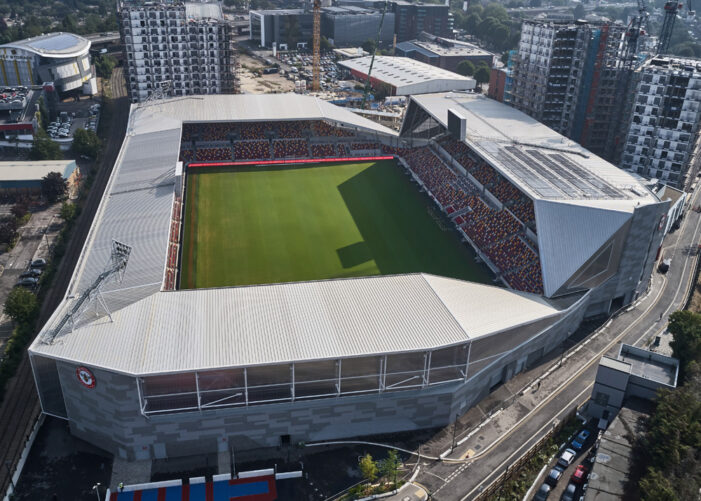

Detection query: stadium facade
(29, 93), (668, 461)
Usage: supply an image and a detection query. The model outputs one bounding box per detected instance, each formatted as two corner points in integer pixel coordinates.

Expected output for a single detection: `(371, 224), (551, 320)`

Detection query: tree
(359, 453), (378, 483)
(0, 218), (17, 245)
(29, 130), (63, 161)
(60, 201), (78, 223)
(474, 65), (491, 85)
(4, 287), (38, 324)
(456, 60), (475, 76)
(668, 310), (701, 380)
(41, 172), (67, 203)
(11, 202), (28, 220)
(573, 3), (586, 19)
(38, 96), (49, 129)
(72, 129), (102, 159)
(320, 36), (332, 51)
(362, 39), (377, 55)
(639, 467), (678, 501)
(380, 449), (401, 487)
(94, 54), (117, 79)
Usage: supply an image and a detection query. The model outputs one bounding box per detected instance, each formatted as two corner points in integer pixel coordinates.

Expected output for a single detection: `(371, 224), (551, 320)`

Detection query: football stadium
(29, 93), (668, 461)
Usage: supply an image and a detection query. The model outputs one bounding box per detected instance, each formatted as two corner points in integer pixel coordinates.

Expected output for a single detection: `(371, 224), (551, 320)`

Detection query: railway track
(0, 69), (129, 497)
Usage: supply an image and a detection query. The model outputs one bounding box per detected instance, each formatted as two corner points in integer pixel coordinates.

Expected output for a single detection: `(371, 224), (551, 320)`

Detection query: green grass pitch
(180, 160), (491, 289)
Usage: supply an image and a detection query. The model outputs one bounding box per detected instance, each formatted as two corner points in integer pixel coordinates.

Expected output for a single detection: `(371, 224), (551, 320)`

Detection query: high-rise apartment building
(510, 20), (626, 160)
(620, 56), (701, 188)
(119, 1), (237, 102)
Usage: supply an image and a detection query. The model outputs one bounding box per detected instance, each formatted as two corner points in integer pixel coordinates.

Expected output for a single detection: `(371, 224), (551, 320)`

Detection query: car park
(534, 483), (551, 501)
(557, 448), (577, 469)
(571, 464), (588, 484)
(545, 467), (563, 486)
(572, 430), (590, 450)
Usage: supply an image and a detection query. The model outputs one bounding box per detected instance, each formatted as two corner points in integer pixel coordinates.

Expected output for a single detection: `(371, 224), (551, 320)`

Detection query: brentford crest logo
(76, 366), (96, 389)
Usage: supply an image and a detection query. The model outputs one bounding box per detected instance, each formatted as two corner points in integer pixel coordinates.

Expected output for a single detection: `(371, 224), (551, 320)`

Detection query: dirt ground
(687, 279), (701, 312)
(239, 53), (295, 94)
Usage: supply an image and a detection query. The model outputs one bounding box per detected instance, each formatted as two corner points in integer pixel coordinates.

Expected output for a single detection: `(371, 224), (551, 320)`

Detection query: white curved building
(0, 32), (94, 94)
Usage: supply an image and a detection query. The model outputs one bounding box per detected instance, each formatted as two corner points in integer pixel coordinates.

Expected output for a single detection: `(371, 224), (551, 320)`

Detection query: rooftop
(250, 8), (306, 15)
(645, 55), (701, 73)
(1, 32), (90, 58)
(338, 56), (475, 91)
(185, 2), (223, 20)
(410, 92), (659, 205)
(618, 344), (678, 386)
(404, 35), (493, 58)
(0, 160), (76, 181)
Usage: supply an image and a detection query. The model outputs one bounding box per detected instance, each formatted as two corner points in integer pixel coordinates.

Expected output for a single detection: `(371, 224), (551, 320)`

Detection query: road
(0, 68), (129, 499)
(409, 185), (701, 500)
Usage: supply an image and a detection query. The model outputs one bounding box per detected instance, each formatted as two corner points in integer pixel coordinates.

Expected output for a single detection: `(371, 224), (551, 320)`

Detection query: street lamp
(92, 482), (101, 501)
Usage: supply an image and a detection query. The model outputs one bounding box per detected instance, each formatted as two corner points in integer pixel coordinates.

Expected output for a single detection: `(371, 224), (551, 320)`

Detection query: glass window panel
(467, 358), (493, 379)
(247, 384), (291, 403)
(385, 371), (423, 390)
(341, 376), (379, 394)
(295, 360), (337, 382)
(197, 368), (245, 390)
(431, 344), (468, 369)
(143, 372), (196, 396)
(429, 366), (464, 384)
(145, 392), (198, 413)
(295, 380), (338, 399)
(246, 364), (291, 386)
(199, 388), (245, 407)
(386, 352), (425, 374)
(341, 356), (381, 378)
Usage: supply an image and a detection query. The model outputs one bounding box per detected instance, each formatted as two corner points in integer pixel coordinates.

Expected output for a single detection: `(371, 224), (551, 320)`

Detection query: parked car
(20, 268), (42, 278)
(534, 483), (551, 501)
(545, 467), (563, 486)
(16, 277), (38, 288)
(561, 482), (577, 501)
(572, 430), (590, 450)
(571, 464), (588, 484)
(557, 448), (577, 469)
(31, 258), (47, 268)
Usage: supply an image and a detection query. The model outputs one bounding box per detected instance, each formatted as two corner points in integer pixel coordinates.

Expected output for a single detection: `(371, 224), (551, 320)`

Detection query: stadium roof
(31, 274), (564, 375)
(0, 32), (90, 59)
(407, 92), (663, 297)
(338, 56), (476, 95)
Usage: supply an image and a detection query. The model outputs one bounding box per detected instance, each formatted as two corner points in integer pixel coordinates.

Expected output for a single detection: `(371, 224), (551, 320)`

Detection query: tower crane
(361, 0), (389, 109)
(658, 0), (694, 54)
(312, 0), (321, 92)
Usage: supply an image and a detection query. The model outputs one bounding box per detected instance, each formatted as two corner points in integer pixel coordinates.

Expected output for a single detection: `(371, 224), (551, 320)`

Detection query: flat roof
(0, 160), (76, 181)
(644, 55), (701, 74)
(618, 344), (678, 386)
(250, 8), (305, 15)
(409, 39), (493, 58)
(339, 56), (475, 91)
(1, 32), (90, 58)
(185, 2), (223, 19)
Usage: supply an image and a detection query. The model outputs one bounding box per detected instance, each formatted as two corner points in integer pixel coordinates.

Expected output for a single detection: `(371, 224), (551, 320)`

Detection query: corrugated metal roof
(129, 94), (397, 137)
(338, 57), (476, 94)
(410, 92), (660, 205)
(31, 274), (563, 375)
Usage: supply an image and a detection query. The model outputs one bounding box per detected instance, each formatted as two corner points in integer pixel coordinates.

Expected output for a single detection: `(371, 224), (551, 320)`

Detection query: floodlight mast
(41, 240), (132, 345)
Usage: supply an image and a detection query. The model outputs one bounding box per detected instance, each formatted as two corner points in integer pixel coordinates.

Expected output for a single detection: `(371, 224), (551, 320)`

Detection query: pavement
(404, 183), (701, 500)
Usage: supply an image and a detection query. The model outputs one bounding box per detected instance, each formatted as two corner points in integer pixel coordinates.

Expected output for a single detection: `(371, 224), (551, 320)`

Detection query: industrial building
(396, 33), (494, 72)
(509, 20), (628, 161)
(119, 0), (237, 102)
(0, 159), (78, 195)
(0, 32), (95, 95)
(338, 56), (475, 95)
(619, 56), (701, 189)
(29, 93), (667, 462)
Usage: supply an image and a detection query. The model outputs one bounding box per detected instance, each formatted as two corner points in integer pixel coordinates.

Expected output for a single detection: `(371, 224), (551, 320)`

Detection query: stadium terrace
(29, 93), (668, 461)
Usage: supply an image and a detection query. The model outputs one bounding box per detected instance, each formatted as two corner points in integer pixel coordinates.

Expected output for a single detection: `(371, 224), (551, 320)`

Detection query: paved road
(0, 69), (129, 498)
(409, 186), (701, 500)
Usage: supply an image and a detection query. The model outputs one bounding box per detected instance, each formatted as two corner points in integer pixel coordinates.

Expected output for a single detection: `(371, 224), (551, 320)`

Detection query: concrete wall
(46, 291), (590, 461)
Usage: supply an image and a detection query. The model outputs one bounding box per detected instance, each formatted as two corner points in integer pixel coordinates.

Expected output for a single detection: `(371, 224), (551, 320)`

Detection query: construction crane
(361, 0), (389, 109)
(312, 0), (321, 92)
(658, 1), (683, 53)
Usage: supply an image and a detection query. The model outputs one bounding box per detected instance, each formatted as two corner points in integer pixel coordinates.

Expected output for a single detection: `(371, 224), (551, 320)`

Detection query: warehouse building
(338, 56), (475, 95)
(0, 32), (95, 95)
(396, 33), (494, 72)
(0, 159), (77, 195)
